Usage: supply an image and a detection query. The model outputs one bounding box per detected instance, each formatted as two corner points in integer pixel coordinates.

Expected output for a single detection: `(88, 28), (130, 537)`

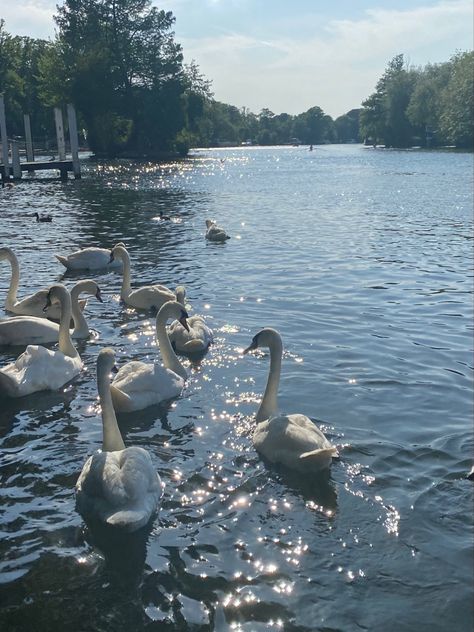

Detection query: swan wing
(127, 285), (175, 310)
(111, 361), (184, 411)
(253, 414), (336, 472)
(0, 316), (59, 345)
(76, 447), (162, 531)
(56, 247), (122, 270)
(0, 345), (82, 396)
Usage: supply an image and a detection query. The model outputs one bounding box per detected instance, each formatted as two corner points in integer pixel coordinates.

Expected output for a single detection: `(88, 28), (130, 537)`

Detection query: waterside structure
(0, 94), (81, 183)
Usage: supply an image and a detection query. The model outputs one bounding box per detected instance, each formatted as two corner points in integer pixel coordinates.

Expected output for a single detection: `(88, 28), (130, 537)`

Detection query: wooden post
(11, 141), (21, 179)
(67, 103), (81, 179)
(24, 114), (34, 162)
(0, 94), (10, 180)
(54, 107), (66, 161)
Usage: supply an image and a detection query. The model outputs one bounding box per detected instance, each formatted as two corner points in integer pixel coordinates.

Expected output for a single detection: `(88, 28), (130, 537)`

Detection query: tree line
(0, 1), (471, 157)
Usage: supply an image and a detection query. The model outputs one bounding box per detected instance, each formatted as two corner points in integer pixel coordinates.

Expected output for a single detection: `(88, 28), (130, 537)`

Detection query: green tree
(438, 51), (474, 148)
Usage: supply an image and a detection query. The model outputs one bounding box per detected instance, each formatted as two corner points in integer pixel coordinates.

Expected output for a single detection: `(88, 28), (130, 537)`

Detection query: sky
(1, 0), (472, 118)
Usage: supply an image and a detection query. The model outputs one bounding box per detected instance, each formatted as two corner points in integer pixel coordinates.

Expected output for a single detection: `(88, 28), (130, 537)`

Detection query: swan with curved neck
(205, 219), (230, 242)
(0, 247), (87, 319)
(243, 328), (337, 472)
(110, 244), (176, 311)
(0, 284), (83, 397)
(0, 280), (102, 345)
(168, 286), (213, 353)
(75, 348), (163, 531)
(110, 301), (189, 413)
(55, 242), (125, 271)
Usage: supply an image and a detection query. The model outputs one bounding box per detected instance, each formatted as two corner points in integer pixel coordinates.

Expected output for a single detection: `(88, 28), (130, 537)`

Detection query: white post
(0, 94), (10, 179)
(11, 141), (21, 179)
(67, 103), (81, 178)
(54, 107), (66, 161)
(24, 114), (34, 162)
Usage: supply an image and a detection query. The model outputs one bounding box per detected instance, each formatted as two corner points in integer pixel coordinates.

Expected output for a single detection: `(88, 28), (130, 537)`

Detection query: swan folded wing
(0, 316), (59, 345)
(113, 361), (184, 400)
(128, 285), (175, 310)
(0, 345), (82, 394)
(78, 448), (162, 529)
(56, 247), (122, 270)
(254, 414), (336, 466)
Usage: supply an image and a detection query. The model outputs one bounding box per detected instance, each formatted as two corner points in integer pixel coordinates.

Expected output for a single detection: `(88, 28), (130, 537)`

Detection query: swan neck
(256, 337), (282, 423)
(5, 250), (19, 309)
(156, 307), (187, 379)
(119, 250), (131, 298)
(70, 283), (88, 337)
(98, 371), (125, 452)
(57, 288), (78, 358)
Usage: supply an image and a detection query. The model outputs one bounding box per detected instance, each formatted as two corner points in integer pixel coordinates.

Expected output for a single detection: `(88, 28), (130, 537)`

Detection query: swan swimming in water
(0, 280), (103, 345)
(55, 242), (125, 270)
(110, 301), (189, 412)
(168, 286), (213, 353)
(0, 284), (83, 397)
(110, 244), (177, 311)
(205, 219), (230, 242)
(0, 246), (87, 320)
(75, 348), (163, 531)
(243, 328), (338, 472)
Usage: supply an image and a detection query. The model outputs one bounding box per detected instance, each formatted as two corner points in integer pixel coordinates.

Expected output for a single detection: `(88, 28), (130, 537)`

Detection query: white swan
(110, 244), (176, 311)
(75, 348), (163, 531)
(0, 280), (102, 345)
(55, 242), (125, 270)
(205, 219), (230, 242)
(0, 246), (87, 320)
(0, 284), (83, 397)
(110, 301), (189, 412)
(243, 328), (338, 472)
(168, 286), (213, 353)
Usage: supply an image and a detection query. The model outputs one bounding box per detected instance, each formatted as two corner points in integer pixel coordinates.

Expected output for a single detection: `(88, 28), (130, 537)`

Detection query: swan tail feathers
(183, 339), (207, 352)
(106, 508), (149, 530)
(55, 254), (68, 267)
(299, 447), (338, 460)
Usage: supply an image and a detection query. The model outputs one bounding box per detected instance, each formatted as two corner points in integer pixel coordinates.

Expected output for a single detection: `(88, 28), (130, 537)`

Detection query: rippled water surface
(0, 145), (472, 631)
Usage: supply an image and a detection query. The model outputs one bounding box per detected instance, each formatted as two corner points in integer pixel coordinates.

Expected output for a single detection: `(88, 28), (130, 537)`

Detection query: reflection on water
(0, 146), (472, 631)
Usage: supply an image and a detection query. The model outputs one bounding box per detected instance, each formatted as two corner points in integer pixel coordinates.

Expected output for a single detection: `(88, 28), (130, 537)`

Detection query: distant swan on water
(243, 328), (338, 472)
(75, 348), (163, 531)
(205, 219), (230, 242)
(55, 242), (125, 271)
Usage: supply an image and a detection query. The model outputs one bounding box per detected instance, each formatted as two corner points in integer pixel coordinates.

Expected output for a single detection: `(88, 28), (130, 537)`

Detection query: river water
(0, 145), (472, 631)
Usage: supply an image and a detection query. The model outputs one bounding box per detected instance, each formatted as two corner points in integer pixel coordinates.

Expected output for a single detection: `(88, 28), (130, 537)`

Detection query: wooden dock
(0, 95), (81, 182)
(0, 159), (74, 181)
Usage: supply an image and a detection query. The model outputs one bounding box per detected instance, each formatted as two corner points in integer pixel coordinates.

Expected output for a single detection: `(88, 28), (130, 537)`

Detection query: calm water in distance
(0, 145), (472, 631)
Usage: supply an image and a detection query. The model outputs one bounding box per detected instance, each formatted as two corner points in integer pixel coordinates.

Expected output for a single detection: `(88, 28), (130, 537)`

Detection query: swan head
(0, 246), (14, 261)
(158, 300), (190, 331)
(205, 219), (215, 229)
(97, 347), (118, 377)
(72, 279), (103, 302)
(175, 285), (186, 306)
(243, 328), (282, 354)
(44, 284), (68, 312)
(109, 244), (127, 263)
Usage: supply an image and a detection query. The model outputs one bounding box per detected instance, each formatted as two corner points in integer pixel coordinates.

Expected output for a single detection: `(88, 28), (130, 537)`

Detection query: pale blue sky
(1, 0), (472, 117)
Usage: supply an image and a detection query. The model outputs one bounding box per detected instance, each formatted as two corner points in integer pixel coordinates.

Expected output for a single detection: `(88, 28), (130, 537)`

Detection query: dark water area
(0, 144), (472, 631)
